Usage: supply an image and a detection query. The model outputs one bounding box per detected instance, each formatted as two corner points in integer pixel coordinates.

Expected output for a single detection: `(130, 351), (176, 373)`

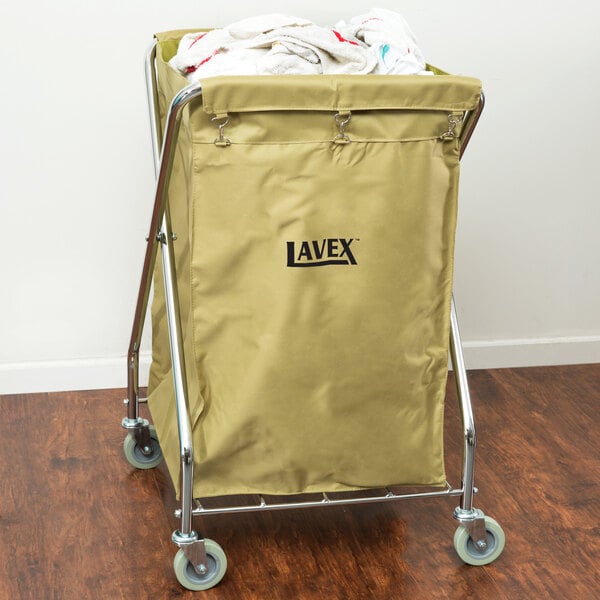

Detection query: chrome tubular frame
(126, 41), (209, 571)
(131, 41), (486, 552)
(450, 299), (477, 513)
(121, 41), (165, 452)
(459, 92), (485, 160)
(145, 41), (163, 174)
(183, 485), (464, 518)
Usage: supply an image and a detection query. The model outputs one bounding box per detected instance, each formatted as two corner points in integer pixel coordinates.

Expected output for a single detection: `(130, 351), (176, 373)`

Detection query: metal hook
(440, 113), (464, 140)
(211, 114), (231, 147)
(333, 111), (352, 145)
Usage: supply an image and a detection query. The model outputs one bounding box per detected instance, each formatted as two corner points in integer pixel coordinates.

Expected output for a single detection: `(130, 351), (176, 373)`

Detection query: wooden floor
(1, 364), (599, 599)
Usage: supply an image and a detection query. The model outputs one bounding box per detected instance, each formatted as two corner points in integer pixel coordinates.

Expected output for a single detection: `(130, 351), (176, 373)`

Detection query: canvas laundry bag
(147, 30), (482, 498)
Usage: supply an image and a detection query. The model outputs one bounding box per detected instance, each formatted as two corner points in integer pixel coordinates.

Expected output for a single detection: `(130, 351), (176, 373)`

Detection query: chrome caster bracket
(172, 531), (208, 576)
(454, 507), (489, 551)
(121, 417), (154, 456)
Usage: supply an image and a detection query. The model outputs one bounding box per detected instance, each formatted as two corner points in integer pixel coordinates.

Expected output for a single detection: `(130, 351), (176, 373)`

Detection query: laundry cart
(121, 29), (504, 591)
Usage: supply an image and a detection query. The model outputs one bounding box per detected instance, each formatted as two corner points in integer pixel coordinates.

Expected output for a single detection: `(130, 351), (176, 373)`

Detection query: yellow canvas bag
(147, 30), (482, 498)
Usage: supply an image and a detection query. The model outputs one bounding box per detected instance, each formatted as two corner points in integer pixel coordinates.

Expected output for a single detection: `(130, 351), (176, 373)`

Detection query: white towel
(169, 28), (260, 78)
(170, 14), (376, 79)
(248, 26), (376, 75)
(226, 13), (313, 39)
(169, 11), (427, 80)
(335, 8), (428, 75)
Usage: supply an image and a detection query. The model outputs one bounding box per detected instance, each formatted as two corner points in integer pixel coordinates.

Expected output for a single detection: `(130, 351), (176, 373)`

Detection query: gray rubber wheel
(123, 425), (163, 469)
(454, 516), (505, 566)
(173, 539), (227, 591)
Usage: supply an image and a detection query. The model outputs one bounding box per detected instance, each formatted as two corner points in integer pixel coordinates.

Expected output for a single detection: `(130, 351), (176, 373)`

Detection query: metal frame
(124, 39), (489, 570)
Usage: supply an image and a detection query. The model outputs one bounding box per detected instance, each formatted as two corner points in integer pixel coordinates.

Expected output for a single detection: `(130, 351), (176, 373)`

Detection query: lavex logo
(286, 238), (358, 267)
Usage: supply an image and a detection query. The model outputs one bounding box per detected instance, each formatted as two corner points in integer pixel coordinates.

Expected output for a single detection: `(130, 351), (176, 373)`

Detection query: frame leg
(449, 297), (476, 513)
(122, 219), (160, 445)
(122, 41), (165, 451)
(449, 297), (490, 550)
(159, 209), (209, 572)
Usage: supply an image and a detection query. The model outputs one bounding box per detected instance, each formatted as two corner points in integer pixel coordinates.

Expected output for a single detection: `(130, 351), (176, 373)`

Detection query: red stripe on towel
(332, 29), (359, 46)
(188, 32), (208, 49)
(186, 49), (219, 73)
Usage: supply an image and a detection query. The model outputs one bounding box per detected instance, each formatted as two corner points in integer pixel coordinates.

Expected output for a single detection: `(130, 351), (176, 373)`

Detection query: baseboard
(0, 353), (152, 395)
(1, 336), (599, 395)
(462, 335), (600, 370)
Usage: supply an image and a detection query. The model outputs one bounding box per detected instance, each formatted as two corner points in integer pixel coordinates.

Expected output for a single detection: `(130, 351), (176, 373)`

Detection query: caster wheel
(123, 425), (163, 469)
(173, 539), (227, 591)
(454, 516), (505, 566)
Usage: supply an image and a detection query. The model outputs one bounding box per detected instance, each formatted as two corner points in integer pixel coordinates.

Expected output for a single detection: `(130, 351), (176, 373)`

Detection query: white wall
(1, 1), (599, 394)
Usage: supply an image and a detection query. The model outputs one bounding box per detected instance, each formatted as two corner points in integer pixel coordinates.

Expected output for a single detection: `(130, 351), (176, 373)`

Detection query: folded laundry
(169, 9), (429, 80)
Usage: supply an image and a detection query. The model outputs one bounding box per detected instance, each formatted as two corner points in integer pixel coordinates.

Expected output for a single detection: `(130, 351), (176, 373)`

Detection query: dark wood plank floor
(1, 364), (599, 599)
